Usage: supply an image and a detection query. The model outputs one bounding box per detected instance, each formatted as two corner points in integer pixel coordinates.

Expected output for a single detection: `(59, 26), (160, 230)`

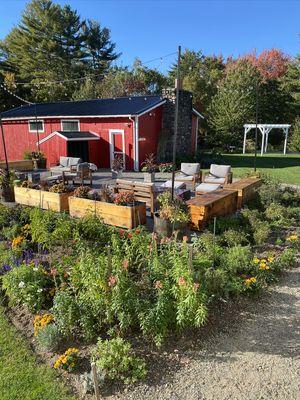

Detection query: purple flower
(0, 264), (12, 275)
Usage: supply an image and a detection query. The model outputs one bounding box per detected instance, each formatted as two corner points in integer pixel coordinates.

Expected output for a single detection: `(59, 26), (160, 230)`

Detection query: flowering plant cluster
(158, 162), (173, 172)
(12, 235), (25, 249)
(53, 348), (79, 372)
(114, 191), (135, 206)
(34, 313), (54, 336)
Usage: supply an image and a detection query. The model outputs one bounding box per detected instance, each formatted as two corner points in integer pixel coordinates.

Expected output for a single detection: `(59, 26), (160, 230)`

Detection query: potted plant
(24, 151), (47, 169)
(111, 155), (124, 179)
(154, 191), (189, 238)
(141, 153), (157, 182)
(158, 162), (173, 173)
(0, 168), (15, 202)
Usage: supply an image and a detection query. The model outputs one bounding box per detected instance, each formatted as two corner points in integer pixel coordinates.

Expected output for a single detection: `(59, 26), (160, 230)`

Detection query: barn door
(109, 130), (126, 170)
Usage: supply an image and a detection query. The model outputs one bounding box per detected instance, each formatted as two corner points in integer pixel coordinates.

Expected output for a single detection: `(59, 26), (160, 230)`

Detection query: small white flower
(37, 288), (43, 293)
(18, 281), (25, 288)
(33, 267), (39, 272)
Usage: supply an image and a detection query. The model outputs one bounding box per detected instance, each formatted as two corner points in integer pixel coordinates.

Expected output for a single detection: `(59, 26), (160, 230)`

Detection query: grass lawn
(219, 153), (300, 185)
(0, 306), (76, 400)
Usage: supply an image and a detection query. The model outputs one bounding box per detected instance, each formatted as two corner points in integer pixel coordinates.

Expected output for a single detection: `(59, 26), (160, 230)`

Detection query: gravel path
(107, 267), (300, 400)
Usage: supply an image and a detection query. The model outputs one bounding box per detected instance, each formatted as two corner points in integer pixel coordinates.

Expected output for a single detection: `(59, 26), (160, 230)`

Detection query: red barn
(1, 92), (202, 171)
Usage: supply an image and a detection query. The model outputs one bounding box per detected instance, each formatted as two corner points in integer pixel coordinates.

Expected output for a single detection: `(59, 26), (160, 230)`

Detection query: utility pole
(0, 114), (9, 173)
(171, 45), (181, 200)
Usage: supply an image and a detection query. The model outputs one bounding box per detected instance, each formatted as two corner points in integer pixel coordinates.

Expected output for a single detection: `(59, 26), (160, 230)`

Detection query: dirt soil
(106, 267), (300, 400)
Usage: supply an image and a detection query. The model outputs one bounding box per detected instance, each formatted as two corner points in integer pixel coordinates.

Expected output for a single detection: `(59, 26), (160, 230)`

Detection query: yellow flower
(12, 236), (25, 249)
(286, 234), (298, 242)
(244, 277), (257, 286)
(33, 313), (54, 336)
(267, 257), (274, 263)
(259, 264), (270, 271)
(253, 257), (260, 264)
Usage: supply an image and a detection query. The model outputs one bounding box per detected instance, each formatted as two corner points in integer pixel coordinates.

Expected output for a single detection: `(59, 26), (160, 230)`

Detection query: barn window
(28, 120), (44, 133)
(61, 120), (80, 132)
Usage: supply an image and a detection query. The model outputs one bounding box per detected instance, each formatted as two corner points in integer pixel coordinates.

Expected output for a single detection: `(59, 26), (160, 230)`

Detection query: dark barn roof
(56, 131), (99, 139)
(1, 95), (165, 119)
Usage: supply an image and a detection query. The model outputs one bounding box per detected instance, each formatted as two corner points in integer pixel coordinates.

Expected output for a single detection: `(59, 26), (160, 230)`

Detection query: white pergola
(243, 124), (291, 156)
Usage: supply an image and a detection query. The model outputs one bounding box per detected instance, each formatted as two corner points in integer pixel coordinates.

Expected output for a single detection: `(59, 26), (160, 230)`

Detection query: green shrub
(253, 222), (271, 245)
(92, 337), (147, 384)
(220, 228), (249, 247)
(203, 268), (229, 299)
(221, 245), (252, 274)
(276, 248), (296, 270)
(265, 202), (287, 224)
(36, 323), (63, 351)
(52, 290), (79, 337)
(2, 263), (52, 311)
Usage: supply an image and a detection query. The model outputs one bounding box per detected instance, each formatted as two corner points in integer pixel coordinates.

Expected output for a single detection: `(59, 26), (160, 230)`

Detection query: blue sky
(0, 0), (299, 71)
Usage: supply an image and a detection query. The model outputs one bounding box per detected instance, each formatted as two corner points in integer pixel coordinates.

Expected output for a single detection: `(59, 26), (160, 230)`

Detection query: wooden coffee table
(225, 177), (262, 208)
(187, 189), (238, 230)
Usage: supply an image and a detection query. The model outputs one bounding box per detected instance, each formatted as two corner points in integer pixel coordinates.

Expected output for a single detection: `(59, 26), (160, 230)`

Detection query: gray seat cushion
(161, 180), (186, 189)
(68, 157), (81, 167)
(204, 175), (226, 184)
(181, 163), (200, 176)
(196, 183), (221, 192)
(210, 164), (231, 178)
(59, 156), (69, 167)
(175, 173), (194, 181)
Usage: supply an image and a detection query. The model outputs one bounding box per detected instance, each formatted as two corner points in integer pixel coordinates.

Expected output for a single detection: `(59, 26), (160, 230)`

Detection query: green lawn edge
(0, 306), (76, 400)
(219, 153), (300, 185)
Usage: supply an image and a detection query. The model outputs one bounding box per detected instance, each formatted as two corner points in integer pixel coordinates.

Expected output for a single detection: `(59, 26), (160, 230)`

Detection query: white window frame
(28, 119), (44, 133)
(60, 119), (80, 132)
(109, 129), (126, 170)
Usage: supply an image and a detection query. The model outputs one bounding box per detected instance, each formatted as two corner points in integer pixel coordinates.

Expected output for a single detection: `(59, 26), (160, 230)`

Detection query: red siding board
(191, 114), (198, 155)
(1, 117), (136, 170)
(138, 106), (163, 168)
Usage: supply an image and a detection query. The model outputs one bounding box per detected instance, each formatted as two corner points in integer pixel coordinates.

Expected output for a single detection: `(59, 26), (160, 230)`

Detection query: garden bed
(14, 186), (73, 212)
(0, 176), (299, 398)
(69, 196), (146, 229)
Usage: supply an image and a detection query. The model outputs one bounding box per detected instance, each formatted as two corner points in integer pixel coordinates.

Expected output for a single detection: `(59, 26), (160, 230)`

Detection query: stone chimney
(158, 86), (193, 162)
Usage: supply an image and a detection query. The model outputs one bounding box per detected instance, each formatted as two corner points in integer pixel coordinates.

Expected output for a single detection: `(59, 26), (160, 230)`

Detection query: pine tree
(0, 0), (118, 102)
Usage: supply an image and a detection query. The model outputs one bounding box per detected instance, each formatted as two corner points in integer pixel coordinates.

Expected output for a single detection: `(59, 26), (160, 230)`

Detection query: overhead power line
(4, 50), (177, 88)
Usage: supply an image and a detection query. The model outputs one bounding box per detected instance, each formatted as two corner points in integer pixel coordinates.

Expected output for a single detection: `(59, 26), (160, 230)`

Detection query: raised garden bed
(69, 196), (146, 229)
(14, 186), (73, 212)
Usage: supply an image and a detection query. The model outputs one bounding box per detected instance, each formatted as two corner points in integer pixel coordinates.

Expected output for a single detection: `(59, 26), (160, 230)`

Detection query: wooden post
(171, 45), (181, 200)
(91, 362), (101, 400)
(107, 245), (112, 277)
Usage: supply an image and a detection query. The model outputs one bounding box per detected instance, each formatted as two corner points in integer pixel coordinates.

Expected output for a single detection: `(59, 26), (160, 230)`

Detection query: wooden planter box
(225, 178), (262, 208)
(69, 197), (146, 229)
(0, 160), (33, 171)
(187, 189), (238, 230)
(14, 186), (72, 212)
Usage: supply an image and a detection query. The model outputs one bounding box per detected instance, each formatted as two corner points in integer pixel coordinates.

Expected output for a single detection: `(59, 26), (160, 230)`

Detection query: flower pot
(154, 213), (187, 239)
(144, 172), (155, 183)
(32, 158), (47, 170)
(112, 170), (123, 179)
(0, 186), (15, 202)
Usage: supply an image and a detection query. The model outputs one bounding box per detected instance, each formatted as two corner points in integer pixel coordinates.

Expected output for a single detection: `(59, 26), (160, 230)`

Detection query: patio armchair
(175, 163), (201, 190)
(203, 164), (232, 186)
(63, 162), (93, 186)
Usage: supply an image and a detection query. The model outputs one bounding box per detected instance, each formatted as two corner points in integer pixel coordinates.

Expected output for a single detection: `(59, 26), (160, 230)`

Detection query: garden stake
(188, 245), (194, 273)
(212, 217), (217, 268)
(107, 245), (112, 277)
(91, 362), (101, 400)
